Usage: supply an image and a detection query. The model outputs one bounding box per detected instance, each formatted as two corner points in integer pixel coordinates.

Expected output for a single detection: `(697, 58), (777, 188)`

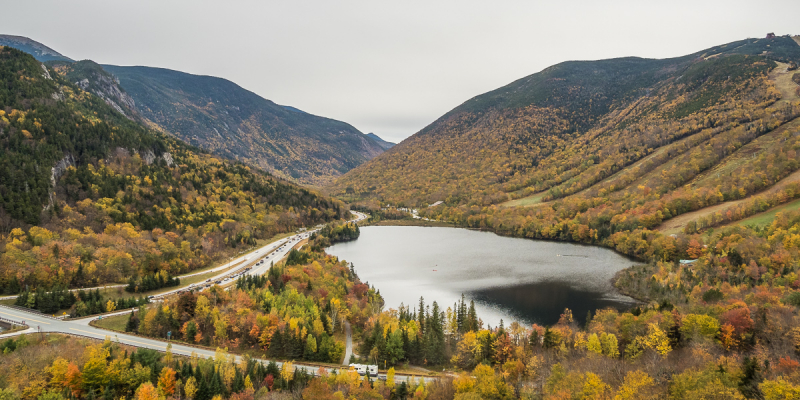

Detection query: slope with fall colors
(0, 46), (347, 293)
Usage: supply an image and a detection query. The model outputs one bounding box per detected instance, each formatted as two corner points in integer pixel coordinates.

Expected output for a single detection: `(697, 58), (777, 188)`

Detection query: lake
(327, 226), (640, 327)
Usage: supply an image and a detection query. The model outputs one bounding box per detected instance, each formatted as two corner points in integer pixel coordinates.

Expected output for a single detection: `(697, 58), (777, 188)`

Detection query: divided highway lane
(155, 210), (368, 298)
(0, 211), (422, 381)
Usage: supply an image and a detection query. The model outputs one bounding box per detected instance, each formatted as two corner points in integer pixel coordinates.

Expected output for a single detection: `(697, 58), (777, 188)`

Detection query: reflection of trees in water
(470, 281), (633, 326)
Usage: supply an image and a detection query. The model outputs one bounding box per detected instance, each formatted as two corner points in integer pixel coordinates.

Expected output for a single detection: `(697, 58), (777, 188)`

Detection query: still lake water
(327, 226), (640, 327)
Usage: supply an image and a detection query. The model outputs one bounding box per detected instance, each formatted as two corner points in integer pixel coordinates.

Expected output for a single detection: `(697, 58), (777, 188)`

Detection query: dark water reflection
(327, 226), (640, 327)
(471, 281), (637, 326)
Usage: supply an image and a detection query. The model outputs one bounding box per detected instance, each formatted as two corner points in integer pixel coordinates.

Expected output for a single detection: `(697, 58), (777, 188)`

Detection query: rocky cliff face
(52, 60), (141, 121)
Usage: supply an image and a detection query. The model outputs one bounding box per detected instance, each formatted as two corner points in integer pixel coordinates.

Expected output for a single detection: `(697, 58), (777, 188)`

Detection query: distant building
(429, 201), (444, 207)
(766, 32), (776, 39)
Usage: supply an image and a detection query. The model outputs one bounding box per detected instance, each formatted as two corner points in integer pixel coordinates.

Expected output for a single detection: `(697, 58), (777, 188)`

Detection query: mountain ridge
(102, 64), (386, 185)
(0, 34), (386, 185)
(0, 34), (72, 62)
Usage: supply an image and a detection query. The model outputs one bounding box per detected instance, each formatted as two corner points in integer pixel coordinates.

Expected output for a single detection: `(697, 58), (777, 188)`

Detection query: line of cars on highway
(157, 232), (314, 297)
(145, 211), (367, 301)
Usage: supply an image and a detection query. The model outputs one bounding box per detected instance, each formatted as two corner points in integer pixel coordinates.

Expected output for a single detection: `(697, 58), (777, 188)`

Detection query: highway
(0, 211), (368, 301)
(0, 211), (435, 382)
(160, 210), (368, 299)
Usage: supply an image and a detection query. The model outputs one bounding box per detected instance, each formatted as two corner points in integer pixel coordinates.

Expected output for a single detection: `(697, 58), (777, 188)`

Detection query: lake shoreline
(328, 225), (643, 326)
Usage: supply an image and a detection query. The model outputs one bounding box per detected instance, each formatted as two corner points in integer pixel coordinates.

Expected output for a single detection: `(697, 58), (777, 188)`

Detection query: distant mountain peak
(365, 133), (395, 150)
(0, 34), (72, 62)
(281, 105), (307, 114)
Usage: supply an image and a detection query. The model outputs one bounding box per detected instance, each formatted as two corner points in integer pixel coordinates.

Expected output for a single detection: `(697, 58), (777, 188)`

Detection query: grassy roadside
(91, 312), (129, 331)
(0, 325), (30, 335)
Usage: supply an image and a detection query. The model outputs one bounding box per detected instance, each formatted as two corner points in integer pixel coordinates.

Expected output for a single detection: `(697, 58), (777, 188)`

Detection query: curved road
(0, 211), (432, 382)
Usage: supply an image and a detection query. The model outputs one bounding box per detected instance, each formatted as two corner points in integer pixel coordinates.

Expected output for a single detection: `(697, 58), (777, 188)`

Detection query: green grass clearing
(500, 192), (547, 207)
(91, 312), (130, 332)
(737, 198), (800, 228)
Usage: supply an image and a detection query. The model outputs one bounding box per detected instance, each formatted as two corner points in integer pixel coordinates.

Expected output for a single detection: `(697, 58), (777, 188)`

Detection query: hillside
(49, 59), (141, 121)
(102, 65), (385, 185)
(0, 46), (346, 293)
(332, 37), (800, 212)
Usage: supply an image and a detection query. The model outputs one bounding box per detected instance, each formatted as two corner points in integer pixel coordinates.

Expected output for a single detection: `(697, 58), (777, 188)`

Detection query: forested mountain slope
(326, 39), (800, 399)
(332, 36), (800, 208)
(0, 35), (386, 185)
(0, 47), (346, 292)
(102, 65), (385, 185)
(50, 60), (142, 122)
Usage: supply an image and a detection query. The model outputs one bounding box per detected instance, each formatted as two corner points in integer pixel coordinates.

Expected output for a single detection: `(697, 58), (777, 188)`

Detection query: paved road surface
(343, 321), (354, 365)
(0, 212), (435, 382)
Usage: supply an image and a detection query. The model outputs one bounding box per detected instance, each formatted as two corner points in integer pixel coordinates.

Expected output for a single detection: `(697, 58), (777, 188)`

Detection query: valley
(3, 29), (800, 399)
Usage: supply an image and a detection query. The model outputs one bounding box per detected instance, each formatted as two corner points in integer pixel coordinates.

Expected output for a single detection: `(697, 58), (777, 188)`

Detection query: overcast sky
(4, 0), (799, 143)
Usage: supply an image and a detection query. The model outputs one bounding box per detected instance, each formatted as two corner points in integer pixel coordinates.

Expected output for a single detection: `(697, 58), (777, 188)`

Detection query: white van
(367, 365), (378, 377)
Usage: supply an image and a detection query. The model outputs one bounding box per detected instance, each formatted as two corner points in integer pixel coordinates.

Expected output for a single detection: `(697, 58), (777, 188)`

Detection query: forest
(121, 226), (379, 366)
(13, 286), (149, 316)
(0, 46), (348, 293)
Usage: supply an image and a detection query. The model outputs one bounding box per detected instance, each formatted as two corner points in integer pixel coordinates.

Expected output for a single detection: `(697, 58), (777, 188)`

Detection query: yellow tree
(761, 377), (800, 400)
(587, 333), (603, 356)
(281, 362), (294, 383)
(82, 345), (110, 390)
(614, 370), (654, 400)
(184, 377), (198, 400)
(386, 367), (396, 388)
(600, 333), (620, 358)
(643, 324), (672, 358)
(46, 358), (70, 388)
(135, 382), (159, 400)
(581, 373), (610, 400)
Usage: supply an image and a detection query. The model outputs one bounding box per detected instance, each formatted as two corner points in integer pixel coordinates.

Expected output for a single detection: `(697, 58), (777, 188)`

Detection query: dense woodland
(0, 335), (324, 400)
(124, 225), (379, 366)
(14, 285), (149, 316)
(0, 47), (347, 293)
